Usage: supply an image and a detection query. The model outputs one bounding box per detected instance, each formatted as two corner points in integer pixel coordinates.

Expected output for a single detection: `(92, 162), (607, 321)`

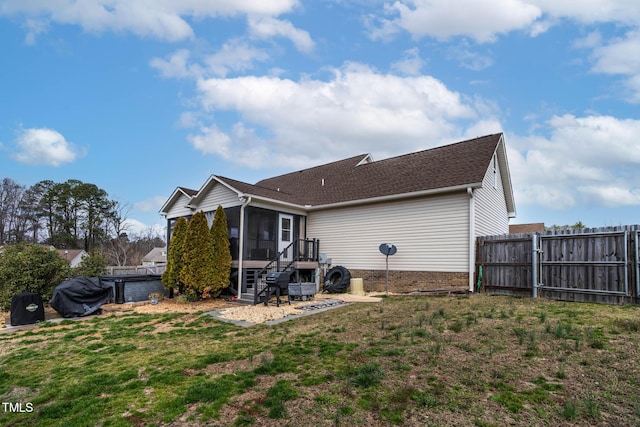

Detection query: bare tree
(0, 178), (25, 244)
(102, 200), (133, 266)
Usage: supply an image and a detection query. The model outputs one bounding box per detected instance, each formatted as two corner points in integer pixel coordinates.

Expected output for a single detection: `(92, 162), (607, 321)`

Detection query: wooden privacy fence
(105, 265), (166, 276)
(476, 225), (640, 304)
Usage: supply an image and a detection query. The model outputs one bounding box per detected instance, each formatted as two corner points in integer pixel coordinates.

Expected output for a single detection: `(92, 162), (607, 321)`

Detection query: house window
(281, 217), (291, 242)
(493, 154), (497, 189)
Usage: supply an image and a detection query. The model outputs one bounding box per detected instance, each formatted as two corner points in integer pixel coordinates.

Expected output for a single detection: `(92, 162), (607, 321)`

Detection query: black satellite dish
(379, 243), (397, 295)
(379, 243), (397, 256)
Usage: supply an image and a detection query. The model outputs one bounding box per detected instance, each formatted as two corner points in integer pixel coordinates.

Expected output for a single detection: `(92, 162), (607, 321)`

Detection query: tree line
(0, 177), (164, 266)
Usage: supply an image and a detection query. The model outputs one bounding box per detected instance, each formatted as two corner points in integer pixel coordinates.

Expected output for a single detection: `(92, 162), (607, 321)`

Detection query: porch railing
(252, 238), (319, 304)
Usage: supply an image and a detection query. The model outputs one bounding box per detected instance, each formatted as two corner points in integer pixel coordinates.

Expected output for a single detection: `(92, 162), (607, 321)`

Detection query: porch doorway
(278, 213), (294, 259)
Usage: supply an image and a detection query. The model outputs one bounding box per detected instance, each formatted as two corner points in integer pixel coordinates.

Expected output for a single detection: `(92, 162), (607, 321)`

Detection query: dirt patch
(125, 298), (232, 315)
(2, 293), (382, 331)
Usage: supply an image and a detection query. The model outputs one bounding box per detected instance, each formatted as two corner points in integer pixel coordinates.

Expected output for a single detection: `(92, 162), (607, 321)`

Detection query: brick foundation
(343, 269), (469, 294)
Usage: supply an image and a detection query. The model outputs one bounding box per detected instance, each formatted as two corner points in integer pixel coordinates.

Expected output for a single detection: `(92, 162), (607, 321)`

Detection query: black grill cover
(50, 277), (113, 318)
(265, 271), (291, 291)
(10, 292), (45, 326)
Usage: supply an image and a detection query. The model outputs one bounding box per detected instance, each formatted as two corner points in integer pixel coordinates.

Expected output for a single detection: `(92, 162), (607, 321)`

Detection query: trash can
(114, 280), (125, 304)
(10, 292), (45, 326)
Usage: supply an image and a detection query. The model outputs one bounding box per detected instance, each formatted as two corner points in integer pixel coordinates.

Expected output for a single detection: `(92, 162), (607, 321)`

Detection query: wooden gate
(477, 225), (640, 304)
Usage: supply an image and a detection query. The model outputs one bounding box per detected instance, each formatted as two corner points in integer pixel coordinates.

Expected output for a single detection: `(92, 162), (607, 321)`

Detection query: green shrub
(71, 253), (108, 277)
(180, 212), (215, 295)
(210, 205), (232, 297)
(0, 244), (70, 310)
(162, 216), (187, 292)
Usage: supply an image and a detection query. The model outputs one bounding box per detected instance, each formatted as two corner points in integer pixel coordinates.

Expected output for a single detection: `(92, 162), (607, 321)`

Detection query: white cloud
(625, 74), (640, 103)
(508, 114), (640, 209)
(189, 62), (490, 168)
(122, 218), (166, 239)
(22, 18), (48, 45)
(150, 49), (202, 79)
(573, 31), (603, 49)
(391, 47), (425, 76)
(578, 185), (640, 207)
(151, 40), (269, 81)
(529, 0), (640, 26)
(188, 122), (273, 167)
(187, 124), (232, 157)
(133, 196), (168, 212)
(378, 0), (541, 43)
(13, 127), (83, 166)
(247, 16), (315, 53)
(0, 0), (300, 42)
(447, 45), (493, 71)
(205, 39), (270, 77)
(587, 30), (640, 102)
(367, 1), (640, 104)
(591, 31), (640, 75)
(176, 111), (202, 129)
(370, 1), (640, 43)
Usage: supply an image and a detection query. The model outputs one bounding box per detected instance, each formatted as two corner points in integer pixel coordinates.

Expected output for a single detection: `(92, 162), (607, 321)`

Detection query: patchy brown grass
(1, 294), (640, 426)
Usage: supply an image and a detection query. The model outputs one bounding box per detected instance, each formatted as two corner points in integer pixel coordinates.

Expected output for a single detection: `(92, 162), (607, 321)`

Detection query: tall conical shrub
(210, 205), (232, 297)
(162, 216), (188, 293)
(180, 211), (214, 295)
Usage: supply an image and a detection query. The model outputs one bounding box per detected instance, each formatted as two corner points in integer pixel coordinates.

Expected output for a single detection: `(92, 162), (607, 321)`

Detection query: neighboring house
(509, 223), (545, 234)
(142, 247), (167, 266)
(160, 133), (516, 300)
(56, 249), (88, 268)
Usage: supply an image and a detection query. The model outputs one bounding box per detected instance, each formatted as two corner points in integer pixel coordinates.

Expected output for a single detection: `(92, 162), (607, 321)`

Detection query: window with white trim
(493, 154), (497, 189)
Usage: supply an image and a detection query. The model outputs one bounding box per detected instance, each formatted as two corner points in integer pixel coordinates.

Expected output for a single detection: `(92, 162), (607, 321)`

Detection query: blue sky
(1, 0), (639, 236)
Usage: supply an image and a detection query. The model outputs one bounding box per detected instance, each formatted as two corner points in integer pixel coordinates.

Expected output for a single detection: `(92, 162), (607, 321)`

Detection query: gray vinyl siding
(474, 154), (509, 237)
(307, 192), (470, 272)
(165, 193), (193, 219)
(198, 183), (242, 212)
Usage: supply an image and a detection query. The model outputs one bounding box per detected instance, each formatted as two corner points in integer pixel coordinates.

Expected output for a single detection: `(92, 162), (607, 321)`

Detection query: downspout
(237, 196), (252, 296)
(467, 187), (475, 293)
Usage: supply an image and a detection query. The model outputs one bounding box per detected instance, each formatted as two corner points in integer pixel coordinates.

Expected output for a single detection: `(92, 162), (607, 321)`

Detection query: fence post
(532, 233), (538, 299)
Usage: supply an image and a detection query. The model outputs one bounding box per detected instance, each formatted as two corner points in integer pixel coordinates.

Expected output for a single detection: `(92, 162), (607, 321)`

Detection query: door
(278, 213), (294, 259)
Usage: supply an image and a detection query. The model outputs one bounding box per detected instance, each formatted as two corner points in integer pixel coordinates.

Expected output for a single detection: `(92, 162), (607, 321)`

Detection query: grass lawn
(1, 294), (640, 426)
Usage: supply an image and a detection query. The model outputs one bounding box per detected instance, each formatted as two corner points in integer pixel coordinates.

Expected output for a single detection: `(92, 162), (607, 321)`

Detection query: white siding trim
(165, 193), (194, 219)
(307, 193), (469, 272)
(474, 155), (509, 237)
(468, 188), (475, 291)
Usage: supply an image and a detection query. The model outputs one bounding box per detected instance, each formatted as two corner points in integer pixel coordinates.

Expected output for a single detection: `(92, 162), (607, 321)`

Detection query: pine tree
(161, 216), (187, 293)
(210, 205), (232, 297)
(180, 211), (214, 296)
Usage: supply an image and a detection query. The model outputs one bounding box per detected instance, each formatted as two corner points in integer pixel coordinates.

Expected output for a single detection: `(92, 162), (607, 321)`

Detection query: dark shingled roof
(229, 133), (504, 206)
(179, 187), (198, 196)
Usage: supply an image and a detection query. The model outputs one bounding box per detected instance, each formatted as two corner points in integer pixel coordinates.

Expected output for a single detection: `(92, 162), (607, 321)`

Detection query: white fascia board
(497, 134), (517, 217)
(159, 187), (195, 215)
(240, 194), (308, 215)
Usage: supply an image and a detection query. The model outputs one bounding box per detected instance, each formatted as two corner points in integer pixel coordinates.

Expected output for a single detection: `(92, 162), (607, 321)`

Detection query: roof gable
(159, 186), (197, 215)
(143, 247), (167, 262)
